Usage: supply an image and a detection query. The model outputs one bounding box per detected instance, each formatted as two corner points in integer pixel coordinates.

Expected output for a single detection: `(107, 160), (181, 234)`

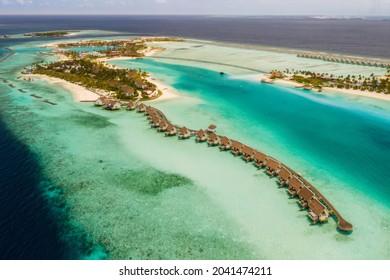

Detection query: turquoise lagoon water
(1, 39), (390, 259)
(113, 58), (390, 204)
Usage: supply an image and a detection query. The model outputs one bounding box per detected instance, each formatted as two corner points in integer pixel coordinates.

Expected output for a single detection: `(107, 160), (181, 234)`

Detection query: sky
(0, 0), (390, 16)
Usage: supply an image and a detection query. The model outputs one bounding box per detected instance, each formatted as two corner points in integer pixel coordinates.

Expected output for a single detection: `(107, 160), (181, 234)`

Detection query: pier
(130, 103), (353, 233)
(297, 52), (390, 68)
(0, 47), (15, 63)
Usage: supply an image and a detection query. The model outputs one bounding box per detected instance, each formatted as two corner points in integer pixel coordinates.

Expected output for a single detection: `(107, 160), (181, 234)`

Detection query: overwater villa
(206, 124), (217, 133)
(145, 106), (154, 116)
(157, 120), (169, 132)
(121, 85), (136, 97)
(277, 166), (292, 187)
(136, 103), (146, 113)
(308, 198), (329, 223)
(126, 100), (136, 110)
(241, 146), (256, 162)
(297, 187), (315, 209)
(219, 136), (232, 150)
(104, 100), (121, 110)
(150, 115), (162, 128)
(207, 133), (220, 146)
(287, 176), (304, 197)
(253, 151), (268, 168)
(165, 123), (177, 136)
(231, 140), (244, 156)
(265, 158), (281, 177)
(195, 129), (207, 142)
(94, 96), (107, 106)
(178, 127), (191, 139)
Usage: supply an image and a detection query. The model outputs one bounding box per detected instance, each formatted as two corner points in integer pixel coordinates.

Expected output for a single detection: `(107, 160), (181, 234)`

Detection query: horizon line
(1, 13), (390, 17)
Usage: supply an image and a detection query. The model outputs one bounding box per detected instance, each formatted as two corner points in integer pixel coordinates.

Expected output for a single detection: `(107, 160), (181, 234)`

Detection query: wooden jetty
(102, 101), (353, 233)
(297, 52), (390, 68)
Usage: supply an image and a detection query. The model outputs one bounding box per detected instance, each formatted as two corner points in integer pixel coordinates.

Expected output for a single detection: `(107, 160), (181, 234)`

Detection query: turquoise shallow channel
(1, 37), (390, 259)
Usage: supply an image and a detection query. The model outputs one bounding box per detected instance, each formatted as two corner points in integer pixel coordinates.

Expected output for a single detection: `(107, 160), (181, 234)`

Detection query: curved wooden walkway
(137, 103), (353, 232)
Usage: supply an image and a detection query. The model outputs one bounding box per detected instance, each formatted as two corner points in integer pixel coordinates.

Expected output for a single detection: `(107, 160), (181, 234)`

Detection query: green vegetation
(24, 30), (77, 37)
(277, 69), (390, 94)
(33, 59), (157, 100)
(57, 37), (183, 59)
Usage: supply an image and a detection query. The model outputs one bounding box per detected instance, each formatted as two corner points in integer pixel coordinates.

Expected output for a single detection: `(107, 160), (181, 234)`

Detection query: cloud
(155, 0), (168, 3)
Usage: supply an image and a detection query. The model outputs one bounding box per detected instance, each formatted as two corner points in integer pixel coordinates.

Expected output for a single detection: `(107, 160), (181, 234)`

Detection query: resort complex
(92, 98), (353, 232)
(266, 68), (390, 94)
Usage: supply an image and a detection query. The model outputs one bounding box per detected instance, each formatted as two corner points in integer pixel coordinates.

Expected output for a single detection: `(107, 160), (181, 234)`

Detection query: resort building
(287, 176), (304, 197)
(94, 96), (107, 106)
(277, 166), (292, 187)
(206, 124), (217, 133)
(165, 123), (177, 136)
(241, 146), (256, 162)
(136, 103), (146, 113)
(297, 187), (315, 209)
(135, 80), (148, 89)
(126, 100), (136, 110)
(104, 100), (122, 110)
(178, 127), (191, 139)
(253, 151), (268, 168)
(265, 158), (281, 177)
(219, 136), (232, 150)
(207, 133), (220, 146)
(151, 116), (162, 128)
(308, 198), (329, 223)
(231, 140), (244, 156)
(195, 129), (207, 142)
(157, 120), (169, 132)
(121, 85), (136, 97)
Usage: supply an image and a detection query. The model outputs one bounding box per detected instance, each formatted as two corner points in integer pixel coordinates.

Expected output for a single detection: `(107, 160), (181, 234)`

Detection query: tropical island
(24, 30), (79, 37)
(265, 68), (390, 95)
(26, 37), (186, 104)
(32, 59), (159, 101)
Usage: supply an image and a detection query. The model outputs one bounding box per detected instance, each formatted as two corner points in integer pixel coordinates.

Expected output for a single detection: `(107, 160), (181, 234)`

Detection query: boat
(18, 89), (27, 93)
(30, 94), (42, 99)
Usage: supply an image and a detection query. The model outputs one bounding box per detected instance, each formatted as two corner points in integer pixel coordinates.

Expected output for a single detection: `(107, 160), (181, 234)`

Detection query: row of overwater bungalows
(95, 96), (137, 111)
(141, 104), (178, 136)
(192, 133), (330, 224)
(97, 100), (331, 226)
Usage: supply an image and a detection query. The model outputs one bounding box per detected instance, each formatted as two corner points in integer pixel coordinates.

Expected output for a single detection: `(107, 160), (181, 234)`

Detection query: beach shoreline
(23, 74), (100, 102)
(259, 74), (390, 102)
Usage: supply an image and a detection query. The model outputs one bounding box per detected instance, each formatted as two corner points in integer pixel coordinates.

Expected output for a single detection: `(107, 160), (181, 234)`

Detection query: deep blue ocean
(0, 16), (390, 259)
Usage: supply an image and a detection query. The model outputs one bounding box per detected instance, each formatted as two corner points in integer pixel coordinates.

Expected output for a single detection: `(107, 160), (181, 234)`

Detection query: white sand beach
(24, 74), (100, 102)
(262, 75), (390, 102)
